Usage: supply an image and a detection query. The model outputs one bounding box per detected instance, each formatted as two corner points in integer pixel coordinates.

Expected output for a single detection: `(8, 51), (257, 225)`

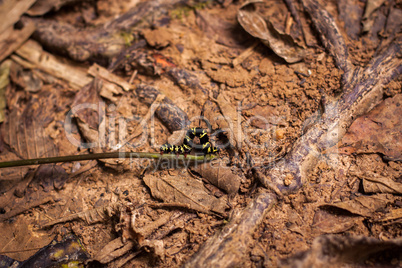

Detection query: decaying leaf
(1, 91), (58, 160)
(214, 91), (244, 151)
(350, 170), (402, 194)
(237, 0), (305, 63)
(71, 79), (102, 146)
(337, 0), (363, 40)
(94, 237), (136, 264)
(319, 194), (394, 218)
(143, 174), (228, 215)
(312, 209), (361, 234)
(338, 94), (402, 161)
(374, 207), (402, 224)
(195, 9), (246, 48)
(190, 161), (241, 194)
(33, 164), (69, 192)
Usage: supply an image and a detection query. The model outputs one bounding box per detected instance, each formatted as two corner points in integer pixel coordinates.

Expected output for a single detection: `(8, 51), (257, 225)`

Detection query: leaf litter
(0, 0), (401, 267)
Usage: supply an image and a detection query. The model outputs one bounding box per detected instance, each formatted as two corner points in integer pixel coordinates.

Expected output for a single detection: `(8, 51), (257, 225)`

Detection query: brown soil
(0, 0), (401, 267)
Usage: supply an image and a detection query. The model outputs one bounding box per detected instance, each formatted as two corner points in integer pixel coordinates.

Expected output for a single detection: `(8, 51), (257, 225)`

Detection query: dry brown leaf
(143, 174), (228, 215)
(71, 80), (102, 147)
(319, 194), (394, 217)
(190, 161), (241, 195)
(312, 209), (360, 234)
(141, 27), (171, 49)
(237, 1), (305, 63)
(215, 91), (244, 151)
(374, 207), (402, 223)
(1, 92), (58, 161)
(9, 61), (43, 93)
(195, 9), (245, 48)
(94, 238), (135, 264)
(338, 94), (402, 161)
(363, 177), (402, 194)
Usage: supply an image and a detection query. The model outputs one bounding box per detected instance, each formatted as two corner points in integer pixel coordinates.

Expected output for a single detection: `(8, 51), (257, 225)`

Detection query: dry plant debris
(0, 0), (401, 267)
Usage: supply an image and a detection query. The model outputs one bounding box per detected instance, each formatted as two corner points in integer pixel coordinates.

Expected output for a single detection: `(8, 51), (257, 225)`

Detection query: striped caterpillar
(160, 127), (219, 156)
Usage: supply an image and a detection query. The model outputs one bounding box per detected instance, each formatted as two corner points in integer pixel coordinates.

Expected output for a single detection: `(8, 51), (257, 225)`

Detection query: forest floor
(0, 0), (401, 267)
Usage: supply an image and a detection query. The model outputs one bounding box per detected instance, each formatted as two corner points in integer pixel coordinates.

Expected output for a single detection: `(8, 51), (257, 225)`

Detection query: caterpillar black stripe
(160, 127), (219, 156)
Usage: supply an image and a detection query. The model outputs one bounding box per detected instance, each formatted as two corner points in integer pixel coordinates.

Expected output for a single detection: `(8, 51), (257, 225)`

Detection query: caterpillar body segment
(160, 144), (185, 155)
(160, 127), (219, 157)
(189, 127), (210, 145)
(201, 142), (219, 155)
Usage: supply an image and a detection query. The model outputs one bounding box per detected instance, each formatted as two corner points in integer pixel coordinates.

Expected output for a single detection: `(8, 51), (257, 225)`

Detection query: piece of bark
(13, 39), (127, 104)
(0, 0), (36, 35)
(0, 196), (54, 222)
(21, 0), (183, 62)
(0, 60), (10, 123)
(0, 23), (35, 62)
(214, 91), (244, 151)
(302, 0), (352, 83)
(14, 40), (92, 89)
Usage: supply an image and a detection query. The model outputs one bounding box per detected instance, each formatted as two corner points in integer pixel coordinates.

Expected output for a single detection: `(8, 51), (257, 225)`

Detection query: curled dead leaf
(190, 161), (240, 195)
(237, 0), (305, 63)
(319, 194), (394, 218)
(350, 171), (402, 194)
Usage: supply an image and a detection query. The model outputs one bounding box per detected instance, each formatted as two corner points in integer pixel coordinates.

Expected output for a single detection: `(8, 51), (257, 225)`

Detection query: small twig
(0, 152), (217, 169)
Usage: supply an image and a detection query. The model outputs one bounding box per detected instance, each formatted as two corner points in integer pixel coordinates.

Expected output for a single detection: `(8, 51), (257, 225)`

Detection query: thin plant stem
(0, 152), (217, 169)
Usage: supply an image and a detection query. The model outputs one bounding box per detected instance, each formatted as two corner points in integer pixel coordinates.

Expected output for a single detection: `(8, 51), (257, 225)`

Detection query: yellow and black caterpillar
(160, 127), (219, 156)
